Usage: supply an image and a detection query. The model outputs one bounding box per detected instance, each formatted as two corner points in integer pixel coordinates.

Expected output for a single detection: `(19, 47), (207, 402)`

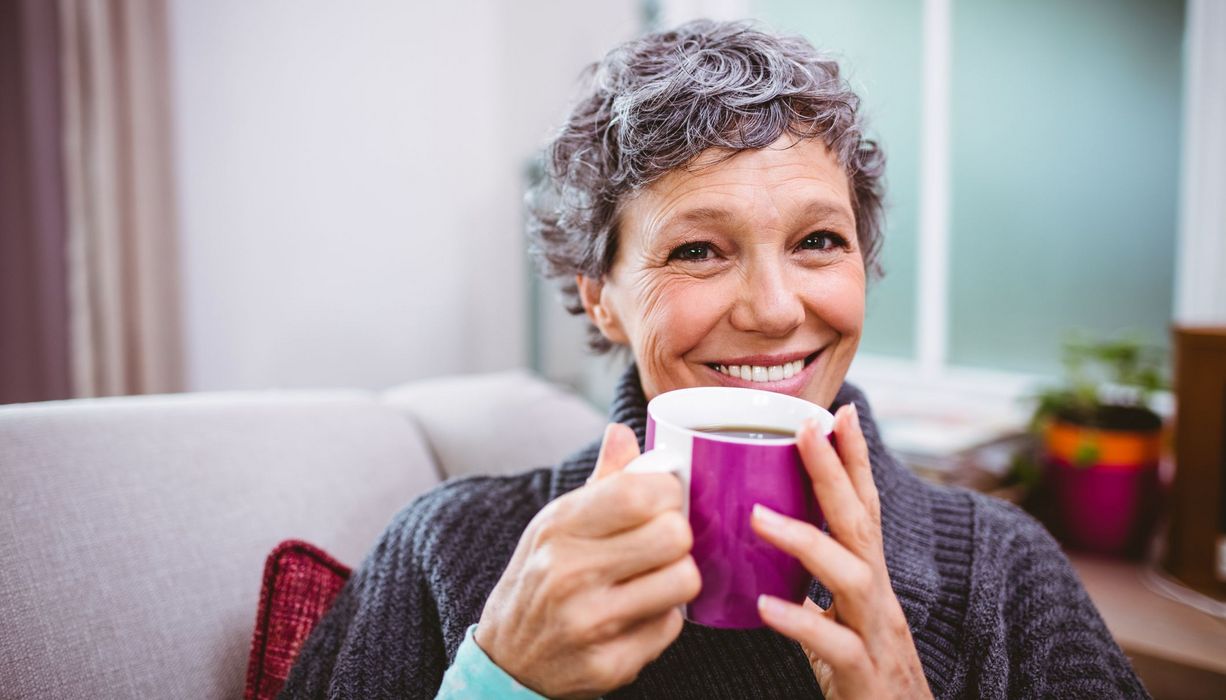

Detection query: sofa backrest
(0, 371), (605, 699)
(381, 368), (607, 480)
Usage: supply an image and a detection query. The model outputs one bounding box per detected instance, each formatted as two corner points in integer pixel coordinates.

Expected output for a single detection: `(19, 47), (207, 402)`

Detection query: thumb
(588, 423), (641, 482)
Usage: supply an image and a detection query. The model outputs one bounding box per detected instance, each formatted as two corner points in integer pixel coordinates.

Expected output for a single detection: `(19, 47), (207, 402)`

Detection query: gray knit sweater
(281, 366), (1149, 699)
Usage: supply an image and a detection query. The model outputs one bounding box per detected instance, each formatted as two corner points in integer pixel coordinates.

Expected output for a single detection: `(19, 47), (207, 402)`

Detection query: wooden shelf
(1067, 552), (1226, 698)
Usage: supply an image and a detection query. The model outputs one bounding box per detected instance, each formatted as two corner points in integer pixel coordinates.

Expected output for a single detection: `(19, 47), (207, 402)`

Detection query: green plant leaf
(1025, 332), (1168, 431)
(1074, 440), (1100, 468)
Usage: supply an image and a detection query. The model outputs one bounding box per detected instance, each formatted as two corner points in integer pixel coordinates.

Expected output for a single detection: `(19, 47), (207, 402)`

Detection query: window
(754, 0), (1185, 381)
(532, 0), (1222, 419)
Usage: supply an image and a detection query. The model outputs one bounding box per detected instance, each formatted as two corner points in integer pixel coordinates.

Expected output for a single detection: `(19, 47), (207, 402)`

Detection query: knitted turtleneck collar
(553, 363), (939, 636)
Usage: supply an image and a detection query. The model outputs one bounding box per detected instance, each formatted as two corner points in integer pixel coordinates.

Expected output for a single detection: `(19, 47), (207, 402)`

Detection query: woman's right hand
(474, 423), (700, 699)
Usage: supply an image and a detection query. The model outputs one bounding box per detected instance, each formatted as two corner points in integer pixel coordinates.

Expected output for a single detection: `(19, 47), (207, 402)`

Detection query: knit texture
(280, 366), (1149, 699)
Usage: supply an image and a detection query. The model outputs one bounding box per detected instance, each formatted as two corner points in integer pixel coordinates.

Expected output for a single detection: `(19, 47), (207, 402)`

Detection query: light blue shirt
(436, 625), (548, 699)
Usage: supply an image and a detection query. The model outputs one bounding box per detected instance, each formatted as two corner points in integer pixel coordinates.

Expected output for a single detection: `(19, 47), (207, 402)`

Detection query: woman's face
(579, 135), (865, 408)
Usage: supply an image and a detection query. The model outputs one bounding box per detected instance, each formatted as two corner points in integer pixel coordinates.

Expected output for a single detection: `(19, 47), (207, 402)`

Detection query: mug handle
(623, 448), (686, 477)
(622, 448), (690, 517)
(622, 448), (693, 619)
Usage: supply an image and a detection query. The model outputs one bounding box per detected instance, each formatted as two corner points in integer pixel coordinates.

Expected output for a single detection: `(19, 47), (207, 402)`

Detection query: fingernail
(849, 403), (860, 429)
(752, 503), (785, 527)
(757, 594), (785, 617)
(799, 417), (821, 439)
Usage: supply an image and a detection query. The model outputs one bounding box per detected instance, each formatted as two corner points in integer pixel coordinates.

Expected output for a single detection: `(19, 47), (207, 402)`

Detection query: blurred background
(3, 1), (1225, 695)
(3, 0), (1222, 415)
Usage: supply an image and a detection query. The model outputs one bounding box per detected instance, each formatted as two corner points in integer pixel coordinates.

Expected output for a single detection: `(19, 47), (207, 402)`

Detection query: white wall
(1175, 0), (1226, 325)
(169, 0), (639, 391)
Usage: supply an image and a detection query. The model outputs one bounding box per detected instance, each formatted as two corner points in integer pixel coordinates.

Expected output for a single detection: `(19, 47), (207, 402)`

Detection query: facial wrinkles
(602, 137), (865, 405)
(623, 269), (707, 395)
(626, 169), (833, 343)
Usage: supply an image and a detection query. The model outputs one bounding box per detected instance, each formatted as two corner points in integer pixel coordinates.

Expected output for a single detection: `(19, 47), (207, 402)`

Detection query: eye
(798, 231), (849, 252)
(668, 241), (714, 262)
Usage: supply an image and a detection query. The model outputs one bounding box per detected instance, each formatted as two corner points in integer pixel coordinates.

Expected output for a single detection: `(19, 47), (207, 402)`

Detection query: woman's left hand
(750, 403), (933, 700)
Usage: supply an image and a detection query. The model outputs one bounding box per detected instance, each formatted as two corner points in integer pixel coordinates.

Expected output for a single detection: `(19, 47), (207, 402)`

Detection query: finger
(833, 404), (879, 523)
(800, 598), (837, 646)
(757, 594), (867, 673)
(796, 417), (874, 556)
(622, 607), (684, 656)
(606, 555), (702, 623)
(591, 609), (684, 690)
(751, 504), (876, 625)
(799, 598), (838, 691)
(590, 423), (641, 482)
(570, 470), (683, 537)
(600, 510), (693, 582)
(804, 593), (833, 622)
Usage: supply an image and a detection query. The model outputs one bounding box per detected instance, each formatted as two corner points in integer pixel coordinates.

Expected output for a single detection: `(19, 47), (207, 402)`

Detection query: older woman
(283, 20), (1147, 700)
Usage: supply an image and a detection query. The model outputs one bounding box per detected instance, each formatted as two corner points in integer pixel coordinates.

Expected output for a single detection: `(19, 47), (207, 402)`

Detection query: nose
(728, 256), (805, 337)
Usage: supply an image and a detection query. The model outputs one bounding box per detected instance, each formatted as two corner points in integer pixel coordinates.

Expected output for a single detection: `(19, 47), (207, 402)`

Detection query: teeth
(714, 359), (806, 383)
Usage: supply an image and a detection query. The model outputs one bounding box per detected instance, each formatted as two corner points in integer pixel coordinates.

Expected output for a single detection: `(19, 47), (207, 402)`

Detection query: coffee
(696, 425), (794, 440)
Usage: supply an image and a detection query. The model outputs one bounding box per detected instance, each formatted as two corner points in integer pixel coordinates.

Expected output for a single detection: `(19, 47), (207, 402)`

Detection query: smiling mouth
(706, 350), (822, 383)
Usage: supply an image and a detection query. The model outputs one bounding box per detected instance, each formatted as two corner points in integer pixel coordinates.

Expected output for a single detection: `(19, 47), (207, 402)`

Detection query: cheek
(640, 280), (717, 347)
(806, 267), (865, 336)
(625, 276), (725, 382)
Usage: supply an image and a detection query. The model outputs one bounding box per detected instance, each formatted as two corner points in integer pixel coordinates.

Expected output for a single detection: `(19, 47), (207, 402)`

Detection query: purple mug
(625, 386), (832, 628)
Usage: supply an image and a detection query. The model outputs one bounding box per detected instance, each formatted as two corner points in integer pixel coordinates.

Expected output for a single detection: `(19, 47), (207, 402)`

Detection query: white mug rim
(647, 386), (833, 446)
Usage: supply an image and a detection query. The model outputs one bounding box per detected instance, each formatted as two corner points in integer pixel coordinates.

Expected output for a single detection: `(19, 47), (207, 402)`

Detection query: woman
(283, 20), (1147, 699)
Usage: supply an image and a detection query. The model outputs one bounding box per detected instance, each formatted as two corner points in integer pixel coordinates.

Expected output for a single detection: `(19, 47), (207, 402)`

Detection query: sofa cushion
(245, 540), (351, 700)
(0, 391), (439, 699)
(381, 369), (606, 479)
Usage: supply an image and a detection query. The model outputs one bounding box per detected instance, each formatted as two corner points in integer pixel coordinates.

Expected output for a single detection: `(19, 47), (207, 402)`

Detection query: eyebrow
(663, 200), (853, 233)
(668, 206), (737, 229)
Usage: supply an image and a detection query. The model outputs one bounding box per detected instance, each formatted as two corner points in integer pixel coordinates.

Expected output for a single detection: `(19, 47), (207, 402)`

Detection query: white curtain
(59, 0), (183, 397)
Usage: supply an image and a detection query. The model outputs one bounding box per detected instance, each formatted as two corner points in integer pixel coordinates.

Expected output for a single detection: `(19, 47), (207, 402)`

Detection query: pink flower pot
(1042, 421), (1162, 557)
(1044, 457), (1158, 556)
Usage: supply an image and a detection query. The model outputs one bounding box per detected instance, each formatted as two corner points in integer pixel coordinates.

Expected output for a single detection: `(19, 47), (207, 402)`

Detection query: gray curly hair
(528, 19), (886, 353)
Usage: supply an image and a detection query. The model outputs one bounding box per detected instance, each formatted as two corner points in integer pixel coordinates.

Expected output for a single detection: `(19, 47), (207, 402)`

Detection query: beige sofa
(0, 370), (606, 699)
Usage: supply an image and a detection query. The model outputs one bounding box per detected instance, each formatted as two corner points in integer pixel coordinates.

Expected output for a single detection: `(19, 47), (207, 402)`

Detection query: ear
(576, 274), (629, 345)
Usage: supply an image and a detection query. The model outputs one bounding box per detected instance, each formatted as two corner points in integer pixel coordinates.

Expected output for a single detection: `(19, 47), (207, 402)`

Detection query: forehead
(621, 136), (854, 232)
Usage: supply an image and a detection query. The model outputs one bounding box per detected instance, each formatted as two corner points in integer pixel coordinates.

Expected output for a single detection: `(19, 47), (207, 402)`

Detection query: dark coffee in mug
(695, 425), (795, 440)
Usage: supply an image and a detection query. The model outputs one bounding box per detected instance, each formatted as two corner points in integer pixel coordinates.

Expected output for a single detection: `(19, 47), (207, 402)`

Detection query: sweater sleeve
(278, 500), (448, 699)
(967, 498), (1150, 699)
(435, 625), (548, 699)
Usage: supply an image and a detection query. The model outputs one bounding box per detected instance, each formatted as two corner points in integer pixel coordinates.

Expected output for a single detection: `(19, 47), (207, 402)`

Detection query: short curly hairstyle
(527, 19), (886, 353)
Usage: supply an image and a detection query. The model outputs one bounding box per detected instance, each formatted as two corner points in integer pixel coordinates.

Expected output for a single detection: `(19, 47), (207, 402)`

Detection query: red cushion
(244, 540), (352, 700)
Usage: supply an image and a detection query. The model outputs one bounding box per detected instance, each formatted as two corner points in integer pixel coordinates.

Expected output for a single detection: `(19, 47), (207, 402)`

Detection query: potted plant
(1027, 336), (1167, 557)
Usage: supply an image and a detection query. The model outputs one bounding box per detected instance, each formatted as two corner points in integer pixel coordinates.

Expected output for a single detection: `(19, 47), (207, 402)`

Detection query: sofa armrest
(0, 391), (440, 699)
